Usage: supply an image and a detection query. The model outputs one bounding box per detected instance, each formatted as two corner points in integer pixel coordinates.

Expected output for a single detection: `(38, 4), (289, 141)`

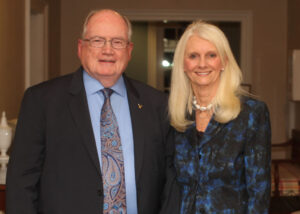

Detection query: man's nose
(101, 41), (114, 54)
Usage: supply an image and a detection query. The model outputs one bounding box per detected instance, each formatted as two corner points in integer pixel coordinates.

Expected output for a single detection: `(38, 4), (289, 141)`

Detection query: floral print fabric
(174, 97), (271, 214)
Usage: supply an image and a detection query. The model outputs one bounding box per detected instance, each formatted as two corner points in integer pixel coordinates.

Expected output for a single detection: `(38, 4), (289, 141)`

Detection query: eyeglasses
(82, 36), (129, 49)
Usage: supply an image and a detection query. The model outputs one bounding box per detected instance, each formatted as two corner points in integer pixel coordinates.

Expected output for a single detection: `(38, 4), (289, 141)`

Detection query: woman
(168, 20), (271, 213)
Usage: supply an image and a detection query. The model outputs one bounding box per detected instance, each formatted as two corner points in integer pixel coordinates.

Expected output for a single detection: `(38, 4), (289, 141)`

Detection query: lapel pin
(138, 104), (143, 109)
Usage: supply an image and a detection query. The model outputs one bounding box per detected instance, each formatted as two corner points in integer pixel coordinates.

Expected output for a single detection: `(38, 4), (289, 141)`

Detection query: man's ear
(127, 42), (134, 58)
(77, 39), (83, 59)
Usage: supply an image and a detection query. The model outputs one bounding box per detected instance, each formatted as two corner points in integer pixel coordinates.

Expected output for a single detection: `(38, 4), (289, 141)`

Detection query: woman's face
(184, 35), (223, 91)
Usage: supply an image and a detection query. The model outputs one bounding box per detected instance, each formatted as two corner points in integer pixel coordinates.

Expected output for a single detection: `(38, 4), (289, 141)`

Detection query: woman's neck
(193, 88), (214, 106)
(192, 80), (219, 106)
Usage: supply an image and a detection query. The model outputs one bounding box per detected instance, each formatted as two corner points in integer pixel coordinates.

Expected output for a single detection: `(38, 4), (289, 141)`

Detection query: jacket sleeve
(159, 126), (181, 214)
(244, 102), (271, 214)
(6, 87), (46, 214)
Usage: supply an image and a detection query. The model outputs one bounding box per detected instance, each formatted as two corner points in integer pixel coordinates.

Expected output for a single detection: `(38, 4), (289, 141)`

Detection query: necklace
(192, 96), (213, 111)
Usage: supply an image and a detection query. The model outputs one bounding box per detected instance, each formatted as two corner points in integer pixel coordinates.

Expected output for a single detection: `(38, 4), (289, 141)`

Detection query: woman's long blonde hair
(169, 20), (246, 132)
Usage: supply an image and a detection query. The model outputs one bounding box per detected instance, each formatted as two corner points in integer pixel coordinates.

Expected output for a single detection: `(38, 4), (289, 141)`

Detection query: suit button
(97, 189), (102, 196)
(198, 154), (202, 160)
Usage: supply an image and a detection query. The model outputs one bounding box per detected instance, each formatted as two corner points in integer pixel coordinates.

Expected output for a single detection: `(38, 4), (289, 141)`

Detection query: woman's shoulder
(239, 96), (270, 125)
(240, 95), (269, 112)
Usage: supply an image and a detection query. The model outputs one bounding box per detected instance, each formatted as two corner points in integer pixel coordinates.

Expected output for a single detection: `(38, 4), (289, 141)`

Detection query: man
(6, 9), (178, 214)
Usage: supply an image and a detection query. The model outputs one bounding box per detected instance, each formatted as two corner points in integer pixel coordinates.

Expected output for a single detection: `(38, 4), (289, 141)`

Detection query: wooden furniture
(270, 129), (300, 214)
(0, 185), (5, 213)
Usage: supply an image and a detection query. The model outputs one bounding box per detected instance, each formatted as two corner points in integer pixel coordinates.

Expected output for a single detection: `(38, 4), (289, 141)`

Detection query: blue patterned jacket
(174, 96), (271, 214)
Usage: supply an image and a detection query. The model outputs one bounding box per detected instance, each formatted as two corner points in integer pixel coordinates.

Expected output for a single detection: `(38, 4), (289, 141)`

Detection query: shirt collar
(83, 70), (126, 97)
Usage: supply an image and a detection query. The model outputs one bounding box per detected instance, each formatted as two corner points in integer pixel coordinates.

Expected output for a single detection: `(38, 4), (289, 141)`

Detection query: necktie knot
(101, 88), (114, 99)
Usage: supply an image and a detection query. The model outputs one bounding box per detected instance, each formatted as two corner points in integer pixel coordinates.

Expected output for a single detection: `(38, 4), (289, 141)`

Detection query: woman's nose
(198, 57), (207, 68)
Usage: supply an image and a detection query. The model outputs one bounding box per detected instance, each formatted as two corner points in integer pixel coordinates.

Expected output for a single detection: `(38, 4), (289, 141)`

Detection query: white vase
(0, 111), (12, 184)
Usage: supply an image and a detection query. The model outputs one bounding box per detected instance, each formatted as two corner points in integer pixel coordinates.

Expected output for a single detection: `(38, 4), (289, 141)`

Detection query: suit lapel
(67, 72), (148, 180)
(124, 76), (146, 181)
(68, 68), (101, 176)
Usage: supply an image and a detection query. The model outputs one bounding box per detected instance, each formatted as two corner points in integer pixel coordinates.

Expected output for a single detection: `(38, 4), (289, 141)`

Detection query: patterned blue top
(174, 96), (271, 214)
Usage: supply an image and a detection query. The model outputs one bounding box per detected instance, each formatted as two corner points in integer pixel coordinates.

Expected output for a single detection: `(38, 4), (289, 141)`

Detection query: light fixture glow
(162, 60), (170, 67)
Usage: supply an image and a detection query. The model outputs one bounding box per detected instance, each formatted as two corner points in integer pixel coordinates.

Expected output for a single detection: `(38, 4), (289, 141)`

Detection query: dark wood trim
(0, 185), (6, 212)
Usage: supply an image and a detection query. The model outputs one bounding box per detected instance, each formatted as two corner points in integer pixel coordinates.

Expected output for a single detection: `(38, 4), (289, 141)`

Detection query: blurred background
(1, 0), (299, 145)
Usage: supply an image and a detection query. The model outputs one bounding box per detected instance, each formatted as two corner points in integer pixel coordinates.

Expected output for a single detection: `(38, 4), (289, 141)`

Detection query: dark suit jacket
(6, 68), (178, 214)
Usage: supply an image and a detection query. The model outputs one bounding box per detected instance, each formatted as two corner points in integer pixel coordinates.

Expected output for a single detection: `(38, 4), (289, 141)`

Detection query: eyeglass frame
(82, 36), (130, 49)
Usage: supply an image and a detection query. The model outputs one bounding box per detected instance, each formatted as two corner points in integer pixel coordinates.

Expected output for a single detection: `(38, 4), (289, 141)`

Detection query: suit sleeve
(159, 94), (181, 214)
(244, 102), (271, 214)
(159, 126), (181, 214)
(6, 87), (46, 214)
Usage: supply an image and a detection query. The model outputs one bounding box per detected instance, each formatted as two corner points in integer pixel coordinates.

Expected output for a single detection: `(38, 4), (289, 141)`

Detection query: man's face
(78, 10), (133, 87)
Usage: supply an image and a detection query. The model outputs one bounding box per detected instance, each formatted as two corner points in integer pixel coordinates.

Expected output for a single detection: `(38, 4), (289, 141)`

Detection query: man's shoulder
(22, 70), (82, 104)
(28, 70), (80, 93)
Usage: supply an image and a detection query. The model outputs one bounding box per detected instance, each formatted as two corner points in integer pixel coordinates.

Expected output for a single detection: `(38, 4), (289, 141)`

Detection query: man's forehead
(89, 11), (125, 26)
(85, 13), (128, 38)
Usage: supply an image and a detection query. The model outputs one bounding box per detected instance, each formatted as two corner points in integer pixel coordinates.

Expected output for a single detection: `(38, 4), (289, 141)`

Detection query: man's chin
(94, 73), (123, 87)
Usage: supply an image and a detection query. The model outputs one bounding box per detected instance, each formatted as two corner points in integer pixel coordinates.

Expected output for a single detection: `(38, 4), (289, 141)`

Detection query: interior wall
(296, 105), (300, 129)
(288, 0), (300, 130)
(30, 13), (47, 86)
(60, 0), (288, 143)
(126, 22), (148, 83)
(0, 0), (60, 120)
(48, 0), (61, 79)
(0, 0), (25, 119)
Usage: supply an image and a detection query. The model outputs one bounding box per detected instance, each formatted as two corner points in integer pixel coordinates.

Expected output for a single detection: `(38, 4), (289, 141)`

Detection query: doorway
(25, 0), (49, 89)
(120, 9), (252, 90)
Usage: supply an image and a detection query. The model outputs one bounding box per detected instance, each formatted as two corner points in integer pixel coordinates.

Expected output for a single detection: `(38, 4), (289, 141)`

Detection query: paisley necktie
(100, 88), (126, 214)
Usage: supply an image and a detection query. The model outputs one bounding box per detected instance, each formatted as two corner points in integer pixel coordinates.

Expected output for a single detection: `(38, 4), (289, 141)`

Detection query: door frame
(118, 9), (253, 88)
